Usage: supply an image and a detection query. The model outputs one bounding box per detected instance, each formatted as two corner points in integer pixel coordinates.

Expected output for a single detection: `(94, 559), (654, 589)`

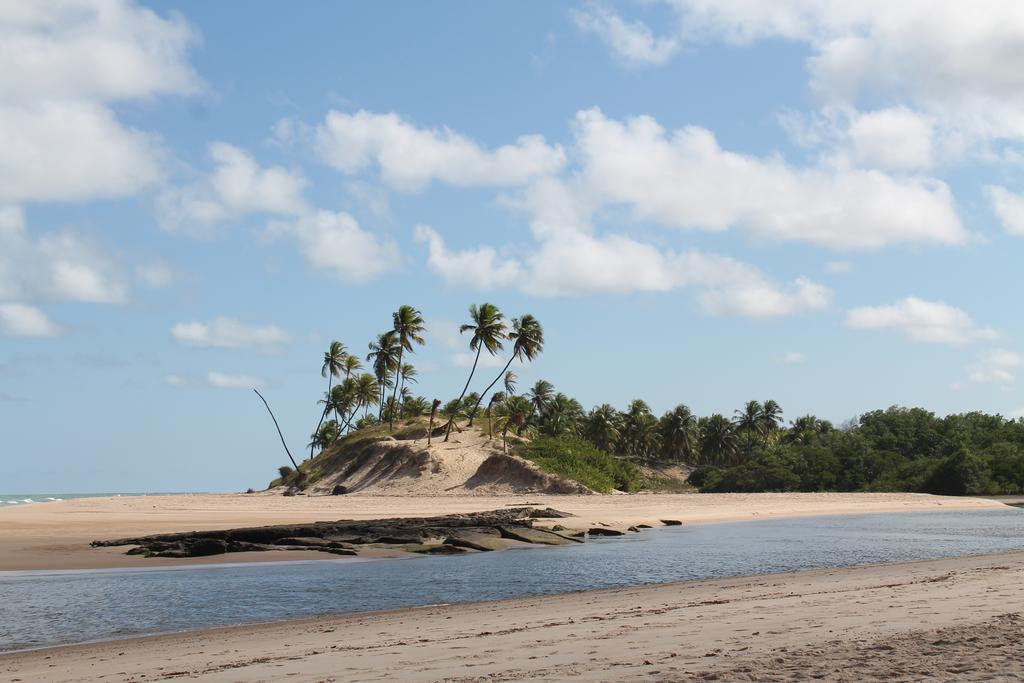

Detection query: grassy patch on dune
(517, 436), (642, 493)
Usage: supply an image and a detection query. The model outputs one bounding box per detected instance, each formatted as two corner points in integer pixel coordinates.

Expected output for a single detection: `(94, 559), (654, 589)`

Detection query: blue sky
(3, 1), (1024, 493)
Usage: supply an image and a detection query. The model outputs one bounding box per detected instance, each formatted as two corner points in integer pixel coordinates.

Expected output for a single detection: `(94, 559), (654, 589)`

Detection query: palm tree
(367, 331), (400, 418)
(543, 393), (583, 437)
(444, 303), (507, 441)
(759, 399), (783, 443)
(468, 314), (544, 426)
(402, 395), (429, 418)
(621, 400), (659, 459)
(585, 404), (622, 452)
(504, 370), (518, 395)
(312, 340), (346, 458)
(701, 413), (739, 466)
(486, 391), (506, 439)
(388, 305), (426, 430)
(526, 379), (554, 424)
(341, 354), (362, 380)
(496, 395), (532, 453)
(354, 372), (380, 421)
(660, 404), (699, 463)
(734, 400), (764, 437)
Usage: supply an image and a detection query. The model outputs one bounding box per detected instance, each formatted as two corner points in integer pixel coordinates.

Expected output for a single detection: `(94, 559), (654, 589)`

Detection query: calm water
(2, 508), (1023, 652)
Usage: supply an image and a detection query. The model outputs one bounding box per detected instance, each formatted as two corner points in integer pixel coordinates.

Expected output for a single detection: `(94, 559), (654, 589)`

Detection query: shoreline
(0, 491), (1008, 572)
(4, 550), (1023, 681)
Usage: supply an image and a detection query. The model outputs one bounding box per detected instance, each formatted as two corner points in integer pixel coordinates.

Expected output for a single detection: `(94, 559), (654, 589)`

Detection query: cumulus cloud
(570, 4), (679, 65)
(0, 303), (60, 337)
(0, 1), (200, 204)
(171, 316), (288, 349)
(207, 371), (263, 389)
(573, 108), (965, 249)
(274, 211), (400, 282)
(0, 206), (130, 305)
(136, 261), (176, 289)
(574, 1), (1024, 155)
(418, 224), (830, 318)
(847, 107), (935, 170)
(158, 143), (308, 234)
(986, 186), (1024, 236)
(315, 110), (566, 190)
(846, 296), (998, 345)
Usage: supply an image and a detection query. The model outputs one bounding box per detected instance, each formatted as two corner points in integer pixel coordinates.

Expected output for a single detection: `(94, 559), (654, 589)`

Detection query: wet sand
(3, 551), (1022, 681)
(0, 491), (1004, 571)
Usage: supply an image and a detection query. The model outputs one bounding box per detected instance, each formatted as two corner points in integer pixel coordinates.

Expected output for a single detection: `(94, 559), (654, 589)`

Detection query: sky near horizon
(3, 1), (1024, 493)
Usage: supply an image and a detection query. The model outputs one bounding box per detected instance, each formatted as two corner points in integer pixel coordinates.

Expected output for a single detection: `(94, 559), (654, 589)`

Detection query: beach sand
(0, 491), (1004, 571)
(2, 550), (1022, 681)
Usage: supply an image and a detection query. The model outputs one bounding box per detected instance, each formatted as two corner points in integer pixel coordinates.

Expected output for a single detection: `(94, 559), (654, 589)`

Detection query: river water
(2, 508), (1023, 652)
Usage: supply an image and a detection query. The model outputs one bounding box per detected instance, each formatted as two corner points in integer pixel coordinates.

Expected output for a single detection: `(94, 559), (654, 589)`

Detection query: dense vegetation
(278, 302), (1024, 496)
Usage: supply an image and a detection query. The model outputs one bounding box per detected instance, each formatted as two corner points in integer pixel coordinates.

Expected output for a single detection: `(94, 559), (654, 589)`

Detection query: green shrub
(517, 436), (642, 493)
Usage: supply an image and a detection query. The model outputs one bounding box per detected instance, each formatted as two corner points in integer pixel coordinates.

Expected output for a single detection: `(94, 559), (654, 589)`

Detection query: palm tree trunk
(389, 347), (404, 431)
(467, 355), (514, 427)
(444, 345), (482, 442)
(311, 377), (332, 460)
(487, 406), (492, 439)
(254, 389), (300, 472)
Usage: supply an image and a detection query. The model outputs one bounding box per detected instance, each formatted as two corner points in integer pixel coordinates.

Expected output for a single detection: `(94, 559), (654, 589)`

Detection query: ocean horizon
(0, 492), (203, 506)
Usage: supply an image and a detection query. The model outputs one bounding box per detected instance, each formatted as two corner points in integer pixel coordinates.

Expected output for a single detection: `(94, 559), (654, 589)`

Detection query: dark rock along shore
(91, 507), (583, 558)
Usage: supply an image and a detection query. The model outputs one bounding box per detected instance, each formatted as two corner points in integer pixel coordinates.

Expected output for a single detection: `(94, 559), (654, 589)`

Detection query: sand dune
(3, 551), (1022, 681)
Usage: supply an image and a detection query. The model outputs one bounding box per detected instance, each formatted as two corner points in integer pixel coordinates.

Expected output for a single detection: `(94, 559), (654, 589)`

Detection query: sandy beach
(0, 491), (1004, 571)
(2, 549), (1021, 681)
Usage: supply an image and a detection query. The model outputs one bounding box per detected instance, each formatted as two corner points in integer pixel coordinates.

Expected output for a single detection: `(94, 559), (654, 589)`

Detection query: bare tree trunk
(427, 399), (441, 447)
(254, 389), (299, 471)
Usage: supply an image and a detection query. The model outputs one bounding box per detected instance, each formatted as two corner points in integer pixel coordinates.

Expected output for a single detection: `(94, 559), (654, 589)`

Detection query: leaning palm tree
(444, 303), (507, 441)
(496, 395), (532, 453)
(366, 331), (400, 418)
(388, 306), (426, 431)
(311, 340), (346, 458)
(468, 314), (544, 426)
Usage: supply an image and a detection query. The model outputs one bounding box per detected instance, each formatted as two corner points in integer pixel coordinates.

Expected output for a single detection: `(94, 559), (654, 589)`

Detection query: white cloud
(315, 110), (566, 190)
(207, 371), (263, 389)
(171, 316), (288, 349)
(0, 1), (200, 204)
(418, 225), (830, 318)
(0, 303), (60, 337)
(0, 101), (165, 203)
(570, 4), (679, 65)
(1009, 407), (1024, 420)
(0, 206), (129, 305)
(164, 374), (188, 387)
(573, 108), (965, 249)
(848, 107), (934, 170)
(783, 351), (806, 364)
(136, 261), (176, 289)
(986, 186), (1024, 236)
(963, 348), (1023, 385)
(824, 260), (853, 274)
(576, 2), (1024, 153)
(158, 143), (308, 234)
(274, 211), (400, 282)
(846, 296), (998, 345)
